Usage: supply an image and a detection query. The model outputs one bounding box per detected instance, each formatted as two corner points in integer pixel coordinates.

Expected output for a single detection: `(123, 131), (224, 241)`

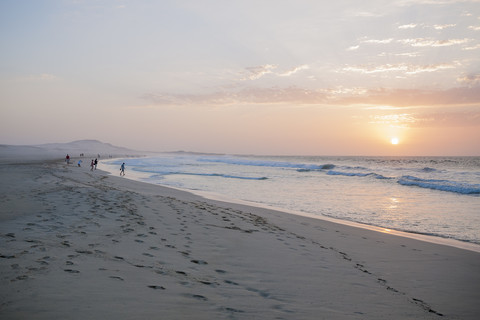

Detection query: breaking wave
(397, 176), (480, 195)
(197, 156), (335, 171)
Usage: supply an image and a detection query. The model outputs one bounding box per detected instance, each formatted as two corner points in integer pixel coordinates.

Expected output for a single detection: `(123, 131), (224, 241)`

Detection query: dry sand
(1, 158), (479, 319)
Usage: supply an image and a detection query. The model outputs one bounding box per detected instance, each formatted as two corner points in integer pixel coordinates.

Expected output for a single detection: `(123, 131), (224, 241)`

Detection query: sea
(101, 154), (480, 250)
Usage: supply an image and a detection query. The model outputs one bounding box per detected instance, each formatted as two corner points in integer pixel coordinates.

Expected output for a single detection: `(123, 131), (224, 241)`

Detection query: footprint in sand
(64, 269), (80, 273)
(148, 285), (166, 290)
(182, 293), (208, 301)
(224, 307), (245, 314)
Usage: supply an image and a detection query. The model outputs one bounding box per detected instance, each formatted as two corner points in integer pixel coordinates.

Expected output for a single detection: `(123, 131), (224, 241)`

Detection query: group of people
(90, 159), (98, 171)
(66, 154), (98, 171)
(66, 154), (125, 176)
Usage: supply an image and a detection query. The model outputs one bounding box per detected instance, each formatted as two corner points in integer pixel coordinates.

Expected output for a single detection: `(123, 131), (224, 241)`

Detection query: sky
(1, 0), (479, 156)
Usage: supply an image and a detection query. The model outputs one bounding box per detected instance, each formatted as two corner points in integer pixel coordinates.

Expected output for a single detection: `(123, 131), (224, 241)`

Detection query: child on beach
(94, 158), (98, 170)
(90, 160), (95, 171)
(65, 154), (70, 164)
(120, 163), (125, 176)
(77, 160), (82, 167)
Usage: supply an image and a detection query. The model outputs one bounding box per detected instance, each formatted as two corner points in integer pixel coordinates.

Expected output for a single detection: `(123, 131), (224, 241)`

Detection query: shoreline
(1, 160), (479, 319)
(99, 160), (480, 254)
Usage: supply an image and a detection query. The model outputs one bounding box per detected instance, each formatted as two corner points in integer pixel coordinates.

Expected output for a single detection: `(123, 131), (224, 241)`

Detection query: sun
(390, 137), (399, 145)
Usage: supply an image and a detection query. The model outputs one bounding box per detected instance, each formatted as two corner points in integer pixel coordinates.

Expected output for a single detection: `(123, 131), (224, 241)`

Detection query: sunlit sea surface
(102, 154), (480, 248)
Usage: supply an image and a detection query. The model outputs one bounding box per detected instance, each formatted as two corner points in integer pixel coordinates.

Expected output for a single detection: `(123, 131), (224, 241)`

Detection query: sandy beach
(1, 157), (479, 319)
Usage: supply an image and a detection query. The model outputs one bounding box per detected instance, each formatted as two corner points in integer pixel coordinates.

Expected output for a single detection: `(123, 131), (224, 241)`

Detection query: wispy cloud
(347, 45), (360, 51)
(141, 86), (328, 106)
(362, 38), (394, 44)
(342, 62), (457, 74)
(242, 64), (309, 80)
(457, 73), (480, 86)
(433, 24), (456, 30)
(244, 65), (277, 80)
(369, 113), (417, 127)
(395, 52), (421, 57)
(277, 65), (309, 77)
(338, 86), (480, 107)
(398, 38), (471, 47)
(398, 23), (418, 29)
(399, 23), (460, 31)
(463, 43), (480, 50)
(368, 110), (480, 128)
(141, 85), (480, 108)
(412, 111), (480, 127)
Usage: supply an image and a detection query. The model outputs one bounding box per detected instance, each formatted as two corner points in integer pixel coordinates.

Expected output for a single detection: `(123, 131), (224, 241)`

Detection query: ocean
(101, 154), (480, 249)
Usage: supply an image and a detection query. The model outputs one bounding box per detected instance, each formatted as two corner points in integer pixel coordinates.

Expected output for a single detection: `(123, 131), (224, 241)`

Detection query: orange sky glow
(1, 1), (479, 156)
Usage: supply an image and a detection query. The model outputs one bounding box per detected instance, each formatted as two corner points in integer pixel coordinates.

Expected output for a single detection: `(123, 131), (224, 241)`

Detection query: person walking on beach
(90, 160), (95, 171)
(77, 160), (82, 167)
(120, 163), (125, 176)
(65, 154), (70, 164)
(94, 158), (98, 170)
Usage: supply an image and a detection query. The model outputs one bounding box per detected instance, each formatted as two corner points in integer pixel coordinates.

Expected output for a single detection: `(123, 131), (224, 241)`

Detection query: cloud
(242, 64), (309, 80)
(468, 25), (480, 31)
(404, 63), (458, 74)
(141, 85), (480, 109)
(463, 43), (480, 50)
(398, 23), (418, 29)
(395, 52), (421, 57)
(369, 113), (417, 127)
(368, 110), (480, 128)
(141, 86), (329, 106)
(244, 65), (277, 80)
(412, 111), (480, 127)
(433, 24), (456, 30)
(457, 73), (480, 86)
(277, 65), (309, 77)
(362, 38), (394, 44)
(342, 62), (457, 74)
(338, 86), (480, 107)
(398, 38), (471, 47)
(398, 23), (461, 31)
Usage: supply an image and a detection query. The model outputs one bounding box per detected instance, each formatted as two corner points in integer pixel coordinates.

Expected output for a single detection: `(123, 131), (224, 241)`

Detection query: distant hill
(37, 140), (137, 156)
(0, 140), (143, 163)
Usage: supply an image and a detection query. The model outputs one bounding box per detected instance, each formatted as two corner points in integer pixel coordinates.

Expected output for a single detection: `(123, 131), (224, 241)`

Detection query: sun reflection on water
(388, 197), (400, 210)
